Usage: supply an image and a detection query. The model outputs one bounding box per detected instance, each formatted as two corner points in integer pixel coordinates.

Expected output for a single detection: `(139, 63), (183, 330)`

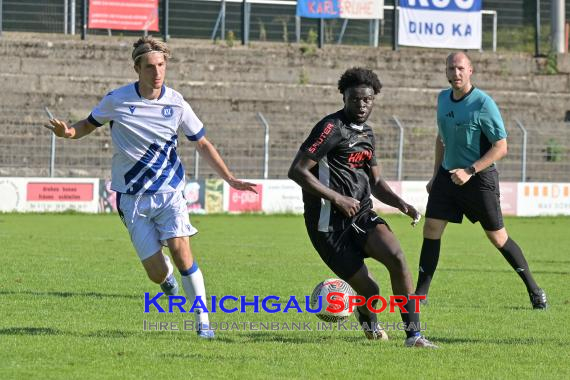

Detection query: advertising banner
(3, 178), (570, 217)
(0, 178), (99, 213)
(296, 0), (384, 19)
(260, 180), (304, 213)
(398, 0), (482, 49)
(183, 179), (225, 214)
(227, 183), (264, 212)
(499, 182), (518, 216)
(88, 0), (159, 31)
(517, 183), (570, 216)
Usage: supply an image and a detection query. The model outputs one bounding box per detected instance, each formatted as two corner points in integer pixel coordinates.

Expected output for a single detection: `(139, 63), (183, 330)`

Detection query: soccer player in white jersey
(44, 36), (256, 339)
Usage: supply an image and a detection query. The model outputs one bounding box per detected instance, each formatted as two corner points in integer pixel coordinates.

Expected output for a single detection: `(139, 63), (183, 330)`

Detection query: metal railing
(8, 112), (568, 182)
(391, 116), (404, 181)
(514, 118), (528, 182)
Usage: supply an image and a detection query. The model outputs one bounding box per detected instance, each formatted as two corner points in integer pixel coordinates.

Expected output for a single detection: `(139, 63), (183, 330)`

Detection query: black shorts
(426, 165), (504, 231)
(305, 209), (388, 281)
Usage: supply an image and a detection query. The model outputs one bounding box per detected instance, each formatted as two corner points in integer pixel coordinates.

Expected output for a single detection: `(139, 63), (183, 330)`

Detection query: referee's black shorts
(305, 209), (388, 281)
(425, 165), (504, 231)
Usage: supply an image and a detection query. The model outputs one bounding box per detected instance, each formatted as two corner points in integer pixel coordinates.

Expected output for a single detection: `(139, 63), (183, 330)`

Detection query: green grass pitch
(0, 213), (568, 379)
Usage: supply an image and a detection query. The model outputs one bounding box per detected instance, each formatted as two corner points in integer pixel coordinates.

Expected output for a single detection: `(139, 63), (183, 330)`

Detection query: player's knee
(423, 222), (443, 239)
(489, 235), (506, 248)
(386, 249), (407, 272)
(485, 229), (508, 248)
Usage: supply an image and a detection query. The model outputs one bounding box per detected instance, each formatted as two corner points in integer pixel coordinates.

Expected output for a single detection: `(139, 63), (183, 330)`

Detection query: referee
(414, 52), (548, 310)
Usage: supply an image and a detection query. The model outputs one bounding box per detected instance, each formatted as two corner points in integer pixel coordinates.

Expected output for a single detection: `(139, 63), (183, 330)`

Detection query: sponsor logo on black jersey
(347, 150), (373, 168)
(308, 123), (335, 154)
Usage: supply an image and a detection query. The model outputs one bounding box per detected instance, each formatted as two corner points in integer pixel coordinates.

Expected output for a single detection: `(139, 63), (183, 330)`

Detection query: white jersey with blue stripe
(88, 82), (204, 195)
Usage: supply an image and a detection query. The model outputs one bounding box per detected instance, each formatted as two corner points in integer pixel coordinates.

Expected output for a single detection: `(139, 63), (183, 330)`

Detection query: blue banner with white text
(398, 0), (482, 49)
(296, 0), (384, 20)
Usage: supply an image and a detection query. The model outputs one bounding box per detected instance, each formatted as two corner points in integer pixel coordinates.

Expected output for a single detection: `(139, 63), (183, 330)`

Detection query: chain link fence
(1, 1), (569, 181)
(2, 111), (568, 181)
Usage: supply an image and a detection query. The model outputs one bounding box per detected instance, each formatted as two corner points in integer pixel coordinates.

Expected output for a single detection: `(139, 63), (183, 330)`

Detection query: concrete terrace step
(4, 82), (567, 125)
(4, 53), (569, 94)
(0, 34), (544, 75)
(7, 72), (570, 112)
(1, 32), (568, 181)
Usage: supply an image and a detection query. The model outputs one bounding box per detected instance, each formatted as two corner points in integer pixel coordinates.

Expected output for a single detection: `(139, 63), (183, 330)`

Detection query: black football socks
(401, 295), (421, 338)
(498, 237), (539, 293)
(415, 238), (441, 296)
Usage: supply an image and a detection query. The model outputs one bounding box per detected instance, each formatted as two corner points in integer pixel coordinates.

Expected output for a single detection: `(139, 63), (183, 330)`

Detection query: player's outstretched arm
(43, 118), (97, 139)
(288, 150), (360, 218)
(369, 165), (420, 225)
(195, 137), (257, 193)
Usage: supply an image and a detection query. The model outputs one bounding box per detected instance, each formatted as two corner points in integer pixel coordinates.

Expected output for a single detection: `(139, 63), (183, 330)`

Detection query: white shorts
(116, 190), (198, 260)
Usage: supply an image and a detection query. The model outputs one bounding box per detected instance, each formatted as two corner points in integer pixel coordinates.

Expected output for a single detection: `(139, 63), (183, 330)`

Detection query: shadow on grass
(0, 290), (139, 300)
(533, 259), (570, 265)
(0, 326), (350, 344)
(211, 331), (364, 344)
(419, 303), (543, 311)
(0, 327), (61, 336)
(441, 268), (569, 275)
(0, 326), (155, 340)
(431, 335), (570, 346)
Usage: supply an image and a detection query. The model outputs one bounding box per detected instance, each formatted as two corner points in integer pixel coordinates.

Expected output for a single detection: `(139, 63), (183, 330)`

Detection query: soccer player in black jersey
(288, 67), (437, 348)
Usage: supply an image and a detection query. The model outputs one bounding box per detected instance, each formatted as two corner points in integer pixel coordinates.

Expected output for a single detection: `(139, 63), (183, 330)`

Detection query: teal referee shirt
(437, 87), (507, 170)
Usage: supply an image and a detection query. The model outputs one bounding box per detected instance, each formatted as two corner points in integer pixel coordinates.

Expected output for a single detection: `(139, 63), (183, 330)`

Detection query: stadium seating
(1, 33), (569, 181)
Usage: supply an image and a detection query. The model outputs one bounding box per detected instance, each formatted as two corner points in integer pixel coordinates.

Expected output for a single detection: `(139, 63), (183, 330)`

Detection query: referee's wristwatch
(466, 165), (477, 176)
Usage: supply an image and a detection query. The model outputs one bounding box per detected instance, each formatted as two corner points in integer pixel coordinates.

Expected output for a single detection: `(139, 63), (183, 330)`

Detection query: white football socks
(180, 263), (210, 327)
(163, 253), (174, 279)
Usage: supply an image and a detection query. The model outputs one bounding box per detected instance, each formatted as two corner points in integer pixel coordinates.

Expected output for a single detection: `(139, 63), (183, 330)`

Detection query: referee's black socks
(415, 238), (441, 296)
(498, 237), (539, 293)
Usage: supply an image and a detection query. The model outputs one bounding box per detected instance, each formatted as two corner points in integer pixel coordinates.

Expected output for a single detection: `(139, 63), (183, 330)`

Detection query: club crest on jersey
(129, 106), (136, 114)
(162, 105), (174, 118)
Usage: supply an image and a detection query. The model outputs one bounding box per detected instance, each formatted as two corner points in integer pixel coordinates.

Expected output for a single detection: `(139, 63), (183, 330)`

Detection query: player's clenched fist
(333, 195), (360, 218)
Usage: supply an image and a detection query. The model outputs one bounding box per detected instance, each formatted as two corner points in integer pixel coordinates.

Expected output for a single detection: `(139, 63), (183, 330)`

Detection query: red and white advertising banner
(226, 183), (263, 212)
(88, 0), (159, 31)
(2, 178), (569, 216)
(223, 180), (304, 213)
(0, 178), (99, 213)
(517, 183), (570, 216)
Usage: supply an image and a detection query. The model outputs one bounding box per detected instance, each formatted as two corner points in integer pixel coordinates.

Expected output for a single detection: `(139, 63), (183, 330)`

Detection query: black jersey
(299, 110), (377, 232)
